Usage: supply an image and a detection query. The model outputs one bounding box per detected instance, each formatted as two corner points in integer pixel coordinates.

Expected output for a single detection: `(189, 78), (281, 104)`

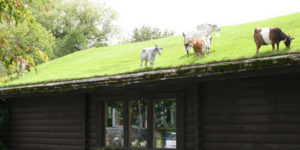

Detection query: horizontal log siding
(4, 94), (85, 150)
(201, 73), (300, 150)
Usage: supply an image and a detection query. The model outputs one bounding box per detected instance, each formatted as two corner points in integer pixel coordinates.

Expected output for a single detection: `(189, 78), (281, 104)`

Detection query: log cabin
(0, 54), (300, 150)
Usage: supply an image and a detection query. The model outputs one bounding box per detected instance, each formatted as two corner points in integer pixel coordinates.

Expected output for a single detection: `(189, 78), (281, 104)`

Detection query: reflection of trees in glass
(105, 102), (124, 147)
(155, 99), (176, 128)
(130, 101), (147, 128)
(130, 100), (148, 147)
(107, 102), (123, 127)
(154, 99), (176, 149)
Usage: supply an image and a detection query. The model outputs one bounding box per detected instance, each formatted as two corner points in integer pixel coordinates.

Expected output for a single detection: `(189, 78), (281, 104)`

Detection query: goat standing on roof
(183, 23), (220, 54)
(140, 44), (163, 68)
(16, 56), (31, 77)
(187, 34), (212, 57)
(253, 27), (295, 54)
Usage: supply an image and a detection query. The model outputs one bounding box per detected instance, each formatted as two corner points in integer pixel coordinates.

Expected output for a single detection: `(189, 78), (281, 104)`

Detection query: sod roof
(0, 12), (300, 95)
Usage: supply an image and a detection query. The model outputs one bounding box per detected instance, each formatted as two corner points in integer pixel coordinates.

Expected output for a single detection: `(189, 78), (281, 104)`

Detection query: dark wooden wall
(2, 93), (86, 150)
(200, 73), (300, 150)
(1, 71), (300, 150)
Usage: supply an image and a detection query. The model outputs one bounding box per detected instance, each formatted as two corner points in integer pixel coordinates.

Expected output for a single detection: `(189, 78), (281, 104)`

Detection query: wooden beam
(83, 93), (90, 150)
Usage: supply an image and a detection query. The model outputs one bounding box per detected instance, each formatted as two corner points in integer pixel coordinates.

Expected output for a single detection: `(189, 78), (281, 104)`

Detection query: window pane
(105, 102), (124, 147)
(130, 100), (148, 147)
(154, 98), (176, 149)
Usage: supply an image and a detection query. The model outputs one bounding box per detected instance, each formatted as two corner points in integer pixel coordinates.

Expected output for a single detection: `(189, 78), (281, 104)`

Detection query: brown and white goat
(188, 38), (204, 57)
(253, 27), (295, 54)
(188, 34), (212, 57)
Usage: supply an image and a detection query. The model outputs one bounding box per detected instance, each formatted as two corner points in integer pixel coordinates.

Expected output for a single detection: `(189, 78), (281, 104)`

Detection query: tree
(53, 30), (86, 57)
(0, 0), (34, 24)
(35, 0), (118, 58)
(132, 25), (175, 42)
(0, 0), (51, 81)
(2, 21), (55, 62)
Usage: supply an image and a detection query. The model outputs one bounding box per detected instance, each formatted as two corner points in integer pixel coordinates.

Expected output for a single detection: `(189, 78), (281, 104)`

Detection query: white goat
(202, 34), (212, 54)
(140, 45), (163, 68)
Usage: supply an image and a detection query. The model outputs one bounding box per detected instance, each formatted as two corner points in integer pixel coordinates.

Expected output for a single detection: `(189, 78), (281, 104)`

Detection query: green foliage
(0, 0), (52, 82)
(3, 21), (55, 60)
(0, 0), (34, 24)
(132, 25), (174, 42)
(0, 22), (52, 81)
(1, 12), (300, 86)
(54, 30), (86, 58)
(155, 99), (176, 128)
(36, 0), (118, 58)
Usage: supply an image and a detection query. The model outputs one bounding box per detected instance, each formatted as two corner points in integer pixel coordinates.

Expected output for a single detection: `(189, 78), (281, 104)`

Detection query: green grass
(2, 12), (300, 87)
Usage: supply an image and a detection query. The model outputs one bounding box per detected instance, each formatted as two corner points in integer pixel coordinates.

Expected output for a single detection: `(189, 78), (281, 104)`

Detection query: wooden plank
(202, 105), (300, 115)
(11, 106), (84, 114)
(202, 114), (300, 124)
(177, 93), (186, 150)
(203, 133), (300, 144)
(203, 124), (300, 134)
(10, 143), (83, 150)
(7, 131), (82, 138)
(10, 119), (83, 126)
(95, 101), (103, 148)
(203, 143), (300, 150)
(10, 125), (83, 132)
(7, 137), (82, 146)
(123, 100), (129, 147)
(147, 99), (153, 149)
(11, 112), (84, 120)
(84, 93), (90, 150)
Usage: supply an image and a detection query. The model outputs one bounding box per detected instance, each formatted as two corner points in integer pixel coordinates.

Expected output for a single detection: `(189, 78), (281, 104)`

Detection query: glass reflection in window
(130, 100), (148, 147)
(105, 102), (124, 147)
(154, 99), (176, 149)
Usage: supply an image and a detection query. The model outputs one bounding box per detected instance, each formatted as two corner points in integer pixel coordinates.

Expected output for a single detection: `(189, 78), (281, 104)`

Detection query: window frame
(99, 93), (184, 150)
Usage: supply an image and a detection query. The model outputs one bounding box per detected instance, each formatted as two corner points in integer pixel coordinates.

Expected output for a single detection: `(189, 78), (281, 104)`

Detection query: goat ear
(182, 32), (185, 37)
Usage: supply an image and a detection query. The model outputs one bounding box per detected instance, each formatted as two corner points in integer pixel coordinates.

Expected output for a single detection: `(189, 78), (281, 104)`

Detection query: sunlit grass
(2, 12), (300, 87)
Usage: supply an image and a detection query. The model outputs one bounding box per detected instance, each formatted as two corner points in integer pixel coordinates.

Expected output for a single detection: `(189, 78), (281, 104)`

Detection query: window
(105, 102), (124, 147)
(154, 99), (176, 149)
(103, 97), (177, 149)
(130, 100), (148, 147)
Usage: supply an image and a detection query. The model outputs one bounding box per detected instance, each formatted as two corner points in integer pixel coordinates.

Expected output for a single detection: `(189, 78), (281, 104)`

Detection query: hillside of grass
(2, 12), (300, 87)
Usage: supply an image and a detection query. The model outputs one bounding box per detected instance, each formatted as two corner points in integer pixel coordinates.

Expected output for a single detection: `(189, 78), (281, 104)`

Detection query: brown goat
(253, 27), (295, 54)
(188, 38), (204, 57)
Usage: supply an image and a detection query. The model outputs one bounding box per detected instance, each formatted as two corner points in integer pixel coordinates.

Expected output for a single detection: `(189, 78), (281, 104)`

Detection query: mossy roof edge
(0, 54), (300, 96)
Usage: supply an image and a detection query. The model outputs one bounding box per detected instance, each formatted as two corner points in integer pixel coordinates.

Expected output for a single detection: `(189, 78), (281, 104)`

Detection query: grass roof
(1, 12), (300, 87)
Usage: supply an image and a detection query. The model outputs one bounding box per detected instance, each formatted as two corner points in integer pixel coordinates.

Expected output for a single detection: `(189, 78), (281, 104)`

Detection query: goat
(202, 34), (212, 55)
(140, 44), (163, 68)
(16, 56), (31, 77)
(183, 24), (220, 54)
(188, 38), (204, 57)
(188, 34), (212, 57)
(254, 27), (295, 54)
